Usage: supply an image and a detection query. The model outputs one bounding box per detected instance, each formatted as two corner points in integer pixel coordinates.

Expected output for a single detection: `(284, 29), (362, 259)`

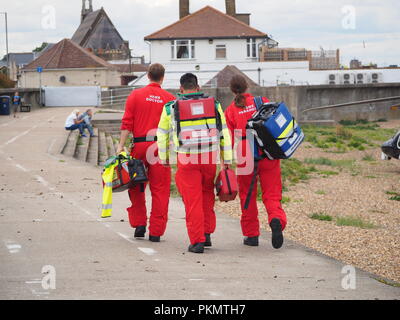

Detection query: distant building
(350, 59), (362, 69)
(144, 3), (270, 65)
(259, 47), (340, 70)
(132, 0), (400, 88)
(71, 0), (130, 61)
(0, 53), (35, 81)
(19, 39), (121, 88)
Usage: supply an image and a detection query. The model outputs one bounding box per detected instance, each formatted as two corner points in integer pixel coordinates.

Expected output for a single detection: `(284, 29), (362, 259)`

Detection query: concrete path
(0, 108), (399, 300)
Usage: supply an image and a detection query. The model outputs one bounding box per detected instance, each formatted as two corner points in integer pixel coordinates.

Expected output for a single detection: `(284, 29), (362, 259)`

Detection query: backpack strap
(244, 160), (259, 210)
(254, 96), (264, 111)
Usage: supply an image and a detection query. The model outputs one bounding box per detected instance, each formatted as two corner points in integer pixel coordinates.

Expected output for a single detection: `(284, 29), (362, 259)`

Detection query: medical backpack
(243, 98), (304, 209)
(215, 168), (238, 202)
(174, 95), (222, 149)
(103, 154), (148, 193)
(247, 98), (304, 160)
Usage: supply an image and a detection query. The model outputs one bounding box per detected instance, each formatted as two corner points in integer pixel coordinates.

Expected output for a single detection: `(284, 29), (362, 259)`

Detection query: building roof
(204, 65), (259, 88)
(113, 64), (149, 74)
(145, 6), (267, 40)
(1, 53), (35, 67)
(71, 8), (127, 50)
(22, 39), (116, 71)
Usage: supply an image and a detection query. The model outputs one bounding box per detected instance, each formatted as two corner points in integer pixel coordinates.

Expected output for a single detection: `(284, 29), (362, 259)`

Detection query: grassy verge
(308, 212), (377, 229)
(310, 213), (333, 221)
(336, 216), (376, 229)
(302, 121), (396, 153)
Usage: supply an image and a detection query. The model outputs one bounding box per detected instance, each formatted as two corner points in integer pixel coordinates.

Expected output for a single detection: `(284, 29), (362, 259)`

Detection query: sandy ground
(217, 121), (400, 284)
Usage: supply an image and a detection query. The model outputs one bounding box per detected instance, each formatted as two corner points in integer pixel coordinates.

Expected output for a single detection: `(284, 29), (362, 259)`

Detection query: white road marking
(5, 242), (22, 254)
(189, 279), (204, 281)
(25, 280), (42, 284)
(0, 115), (54, 148)
(34, 175), (48, 186)
(1, 151), (146, 250)
(117, 232), (135, 244)
(207, 291), (222, 297)
(138, 247), (157, 256)
(2, 126), (38, 147)
(47, 138), (57, 155)
(15, 164), (29, 172)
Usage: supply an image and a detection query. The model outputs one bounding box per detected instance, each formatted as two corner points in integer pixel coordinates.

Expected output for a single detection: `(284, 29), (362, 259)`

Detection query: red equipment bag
(175, 97), (221, 148)
(102, 155), (148, 193)
(215, 168), (238, 202)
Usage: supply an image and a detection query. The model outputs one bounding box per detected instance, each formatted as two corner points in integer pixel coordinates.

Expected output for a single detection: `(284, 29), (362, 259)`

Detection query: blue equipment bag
(247, 98), (304, 160)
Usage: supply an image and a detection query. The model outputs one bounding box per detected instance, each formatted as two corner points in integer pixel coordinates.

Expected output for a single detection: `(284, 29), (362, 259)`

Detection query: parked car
(381, 131), (400, 160)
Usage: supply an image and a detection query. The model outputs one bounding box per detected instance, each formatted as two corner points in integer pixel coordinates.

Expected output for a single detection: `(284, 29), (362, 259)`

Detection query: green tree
(33, 42), (49, 53)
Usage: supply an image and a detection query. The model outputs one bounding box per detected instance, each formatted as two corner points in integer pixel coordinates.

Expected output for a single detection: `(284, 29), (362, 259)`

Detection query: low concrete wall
(10, 83), (399, 123)
(0, 88), (42, 110)
(296, 83), (400, 122)
(200, 83), (400, 122)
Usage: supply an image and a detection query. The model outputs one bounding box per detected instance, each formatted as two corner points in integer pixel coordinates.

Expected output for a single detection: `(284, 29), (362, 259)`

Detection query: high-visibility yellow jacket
(157, 92), (233, 164)
(101, 152), (129, 218)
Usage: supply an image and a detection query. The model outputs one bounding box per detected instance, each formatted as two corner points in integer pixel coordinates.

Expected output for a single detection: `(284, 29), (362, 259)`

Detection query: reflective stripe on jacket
(101, 152), (129, 218)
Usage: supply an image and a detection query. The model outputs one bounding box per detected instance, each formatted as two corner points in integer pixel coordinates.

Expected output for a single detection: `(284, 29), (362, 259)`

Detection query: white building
(131, 1), (400, 88)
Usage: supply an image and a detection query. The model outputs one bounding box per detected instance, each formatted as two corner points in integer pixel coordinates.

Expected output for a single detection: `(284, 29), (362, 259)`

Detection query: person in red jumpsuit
(224, 75), (287, 249)
(117, 63), (175, 242)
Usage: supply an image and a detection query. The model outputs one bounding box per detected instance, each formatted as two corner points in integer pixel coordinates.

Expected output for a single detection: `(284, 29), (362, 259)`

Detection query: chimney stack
(179, 0), (190, 19)
(225, 0), (236, 17)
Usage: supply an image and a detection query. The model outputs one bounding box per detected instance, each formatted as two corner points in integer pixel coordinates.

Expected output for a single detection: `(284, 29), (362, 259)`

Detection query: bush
(0, 73), (15, 88)
(336, 125), (353, 140)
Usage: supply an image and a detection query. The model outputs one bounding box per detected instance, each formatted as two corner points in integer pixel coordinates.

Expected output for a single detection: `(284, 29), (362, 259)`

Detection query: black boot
(204, 234), (212, 247)
(134, 226), (146, 238)
(188, 242), (205, 254)
(149, 235), (161, 243)
(270, 218), (284, 249)
(244, 236), (259, 246)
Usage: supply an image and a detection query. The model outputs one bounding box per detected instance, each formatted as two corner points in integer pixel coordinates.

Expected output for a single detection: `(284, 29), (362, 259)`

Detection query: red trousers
(127, 142), (171, 237)
(175, 154), (217, 245)
(238, 159), (287, 237)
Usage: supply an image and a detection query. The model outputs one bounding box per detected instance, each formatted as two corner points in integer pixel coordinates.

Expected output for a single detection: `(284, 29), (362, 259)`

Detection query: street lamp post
(0, 12), (9, 78)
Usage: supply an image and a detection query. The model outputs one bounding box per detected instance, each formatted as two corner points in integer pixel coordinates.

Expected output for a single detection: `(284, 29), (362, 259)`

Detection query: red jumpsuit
(175, 153), (217, 245)
(121, 83), (175, 237)
(224, 93), (287, 237)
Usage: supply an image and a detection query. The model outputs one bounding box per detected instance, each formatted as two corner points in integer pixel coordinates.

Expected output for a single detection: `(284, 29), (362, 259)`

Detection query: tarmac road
(0, 108), (399, 300)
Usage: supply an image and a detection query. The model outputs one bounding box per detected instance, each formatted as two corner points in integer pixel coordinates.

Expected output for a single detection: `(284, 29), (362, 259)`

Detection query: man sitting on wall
(65, 109), (88, 137)
(78, 109), (97, 137)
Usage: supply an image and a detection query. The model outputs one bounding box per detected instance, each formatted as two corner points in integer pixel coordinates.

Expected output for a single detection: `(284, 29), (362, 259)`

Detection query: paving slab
(0, 107), (399, 300)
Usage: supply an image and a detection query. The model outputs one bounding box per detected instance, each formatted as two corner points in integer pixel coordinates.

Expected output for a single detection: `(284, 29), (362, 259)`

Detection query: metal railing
(100, 86), (137, 109)
(302, 96), (400, 113)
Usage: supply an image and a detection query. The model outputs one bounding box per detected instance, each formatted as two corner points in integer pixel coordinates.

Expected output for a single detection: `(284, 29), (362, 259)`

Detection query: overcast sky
(0, 0), (399, 66)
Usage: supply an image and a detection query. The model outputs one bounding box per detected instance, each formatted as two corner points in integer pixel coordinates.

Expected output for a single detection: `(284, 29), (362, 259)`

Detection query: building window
(216, 45), (227, 59)
(247, 38), (257, 58)
(171, 40), (195, 59)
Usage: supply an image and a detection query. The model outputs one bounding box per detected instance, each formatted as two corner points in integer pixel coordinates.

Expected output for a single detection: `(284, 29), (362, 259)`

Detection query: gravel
(216, 122), (400, 283)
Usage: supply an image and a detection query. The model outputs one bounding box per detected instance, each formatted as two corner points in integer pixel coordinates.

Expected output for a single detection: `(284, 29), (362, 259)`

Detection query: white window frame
(171, 40), (195, 60)
(215, 44), (227, 60)
(247, 38), (257, 59)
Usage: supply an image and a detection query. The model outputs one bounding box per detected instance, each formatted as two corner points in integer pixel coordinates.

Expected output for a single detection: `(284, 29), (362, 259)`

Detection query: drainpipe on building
(145, 41), (152, 64)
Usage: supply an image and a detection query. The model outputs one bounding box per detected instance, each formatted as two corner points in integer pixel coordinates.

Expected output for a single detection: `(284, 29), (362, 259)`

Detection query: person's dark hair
(148, 63), (166, 82)
(180, 73), (199, 90)
(230, 75), (249, 108)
